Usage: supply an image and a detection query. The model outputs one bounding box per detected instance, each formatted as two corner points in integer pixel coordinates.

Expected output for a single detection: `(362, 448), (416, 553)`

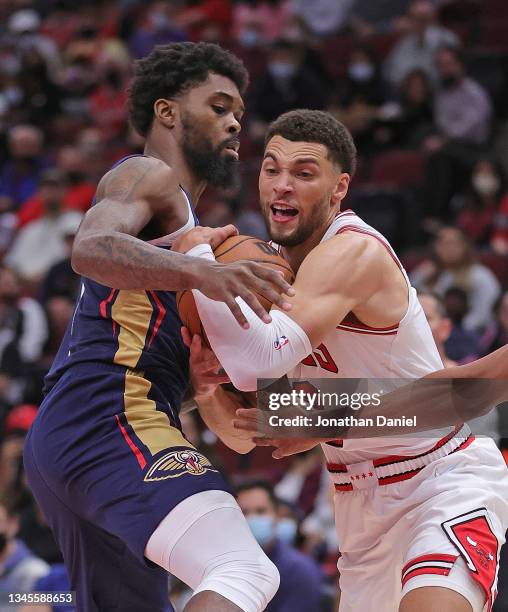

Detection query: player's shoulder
(96, 155), (178, 201)
(321, 228), (383, 261)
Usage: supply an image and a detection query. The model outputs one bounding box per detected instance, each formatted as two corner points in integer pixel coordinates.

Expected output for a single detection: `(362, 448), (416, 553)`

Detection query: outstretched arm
(71, 157), (293, 326)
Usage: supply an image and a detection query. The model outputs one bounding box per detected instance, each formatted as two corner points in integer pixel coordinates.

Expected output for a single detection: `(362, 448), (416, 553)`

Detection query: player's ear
(331, 172), (350, 207)
(153, 98), (178, 129)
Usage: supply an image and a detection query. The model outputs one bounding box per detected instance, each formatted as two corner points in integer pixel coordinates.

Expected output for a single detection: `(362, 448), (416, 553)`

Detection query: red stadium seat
(320, 35), (355, 79)
(478, 252), (508, 287)
(370, 149), (425, 188)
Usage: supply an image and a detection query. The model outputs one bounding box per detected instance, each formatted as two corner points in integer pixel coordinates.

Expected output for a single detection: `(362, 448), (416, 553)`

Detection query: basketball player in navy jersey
(23, 43), (292, 612)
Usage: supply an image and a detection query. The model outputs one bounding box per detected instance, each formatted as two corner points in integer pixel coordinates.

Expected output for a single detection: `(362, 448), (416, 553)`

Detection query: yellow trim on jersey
(123, 368), (192, 455)
(112, 290), (153, 368)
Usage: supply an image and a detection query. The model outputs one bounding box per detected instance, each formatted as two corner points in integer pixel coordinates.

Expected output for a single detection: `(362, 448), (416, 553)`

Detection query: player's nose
(227, 115), (241, 135)
(273, 172), (293, 194)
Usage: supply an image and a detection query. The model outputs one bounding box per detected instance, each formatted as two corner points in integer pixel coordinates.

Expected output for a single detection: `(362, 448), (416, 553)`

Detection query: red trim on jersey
(99, 288), (117, 319)
(325, 440), (344, 448)
(373, 424), (463, 468)
(334, 483), (354, 492)
(326, 462), (347, 473)
(402, 557), (456, 588)
(402, 553), (458, 577)
(339, 311), (399, 332)
(336, 325), (399, 336)
(379, 466), (424, 485)
(336, 225), (403, 269)
(115, 414), (147, 470)
(147, 290), (167, 348)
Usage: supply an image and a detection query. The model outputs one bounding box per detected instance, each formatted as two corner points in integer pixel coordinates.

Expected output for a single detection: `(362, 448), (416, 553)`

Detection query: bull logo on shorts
(144, 450), (218, 481)
(466, 534), (495, 569)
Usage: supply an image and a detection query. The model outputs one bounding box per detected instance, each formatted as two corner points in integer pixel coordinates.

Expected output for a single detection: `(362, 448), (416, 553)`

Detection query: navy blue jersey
(44, 155), (198, 412)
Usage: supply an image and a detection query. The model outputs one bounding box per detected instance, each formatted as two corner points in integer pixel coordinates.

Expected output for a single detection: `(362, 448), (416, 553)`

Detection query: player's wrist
(186, 243), (215, 259)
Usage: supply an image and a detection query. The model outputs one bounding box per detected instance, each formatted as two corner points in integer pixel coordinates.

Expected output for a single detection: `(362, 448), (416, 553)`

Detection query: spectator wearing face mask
(249, 38), (330, 142)
(423, 46), (493, 222)
(0, 496), (49, 610)
(128, 2), (187, 60)
(236, 480), (324, 612)
(5, 170), (83, 283)
(384, 0), (459, 87)
(410, 226), (501, 333)
(455, 159), (506, 248)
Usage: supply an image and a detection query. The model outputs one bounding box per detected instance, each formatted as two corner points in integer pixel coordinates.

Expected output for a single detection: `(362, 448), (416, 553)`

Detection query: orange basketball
(177, 235), (294, 348)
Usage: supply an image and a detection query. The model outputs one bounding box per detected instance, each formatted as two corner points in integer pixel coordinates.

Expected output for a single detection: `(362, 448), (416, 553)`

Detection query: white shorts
(330, 437), (508, 612)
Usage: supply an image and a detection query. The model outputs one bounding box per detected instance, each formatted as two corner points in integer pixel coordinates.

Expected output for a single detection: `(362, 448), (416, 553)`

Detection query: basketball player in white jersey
(172, 109), (508, 612)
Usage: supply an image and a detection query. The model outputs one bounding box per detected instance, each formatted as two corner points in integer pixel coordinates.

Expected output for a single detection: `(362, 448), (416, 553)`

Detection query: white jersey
(282, 210), (458, 463)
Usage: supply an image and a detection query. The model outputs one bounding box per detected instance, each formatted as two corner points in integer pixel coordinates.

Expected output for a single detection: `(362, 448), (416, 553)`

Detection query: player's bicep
(275, 234), (381, 345)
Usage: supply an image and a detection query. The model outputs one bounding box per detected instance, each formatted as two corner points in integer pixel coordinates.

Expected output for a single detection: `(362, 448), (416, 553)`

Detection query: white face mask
(348, 62), (375, 82)
(472, 173), (500, 197)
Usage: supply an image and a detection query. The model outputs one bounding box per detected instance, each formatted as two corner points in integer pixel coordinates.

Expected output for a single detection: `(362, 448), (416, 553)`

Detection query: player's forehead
(185, 72), (244, 111)
(263, 135), (329, 166)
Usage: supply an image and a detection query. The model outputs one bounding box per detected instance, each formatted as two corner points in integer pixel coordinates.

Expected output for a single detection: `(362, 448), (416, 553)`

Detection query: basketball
(177, 235), (294, 347)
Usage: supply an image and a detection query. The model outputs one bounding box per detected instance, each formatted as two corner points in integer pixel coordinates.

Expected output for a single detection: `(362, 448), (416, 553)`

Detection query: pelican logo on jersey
(274, 335), (289, 351)
(144, 449), (218, 481)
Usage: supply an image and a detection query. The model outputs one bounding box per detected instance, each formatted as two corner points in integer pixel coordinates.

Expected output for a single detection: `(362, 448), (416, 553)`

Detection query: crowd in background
(0, 0), (507, 610)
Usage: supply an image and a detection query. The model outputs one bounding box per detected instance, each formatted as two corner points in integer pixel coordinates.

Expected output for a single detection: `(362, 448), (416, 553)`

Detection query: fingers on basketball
(176, 235), (295, 345)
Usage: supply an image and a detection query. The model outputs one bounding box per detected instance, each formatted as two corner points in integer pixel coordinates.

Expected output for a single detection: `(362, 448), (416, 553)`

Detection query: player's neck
(143, 140), (207, 205)
(281, 215), (336, 272)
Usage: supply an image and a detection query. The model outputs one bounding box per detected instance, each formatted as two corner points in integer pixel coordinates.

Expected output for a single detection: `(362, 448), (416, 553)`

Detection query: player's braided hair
(265, 109), (357, 175)
(129, 42), (249, 137)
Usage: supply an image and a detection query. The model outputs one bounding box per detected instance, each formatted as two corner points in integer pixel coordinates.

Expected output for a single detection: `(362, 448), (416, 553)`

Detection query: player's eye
(264, 167), (278, 175)
(298, 171), (313, 178)
(212, 105), (226, 115)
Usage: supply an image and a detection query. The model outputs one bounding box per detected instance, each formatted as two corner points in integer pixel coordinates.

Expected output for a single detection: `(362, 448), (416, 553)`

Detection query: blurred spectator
(479, 291), (508, 357)
(0, 496), (49, 606)
(274, 448), (322, 515)
(128, 2), (186, 59)
(384, 0), (459, 87)
(19, 46), (62, 125)
(88, 61), (129, 141)
(233, 0), (289, 45)
(5, 170), (83, 283)
(236, 480), (325, 612)
(492, 193), (508, 256)
(410, 227), (501, 332)
(442, 286), (480, 362)
(0, 125), (50, 212)
(288, 0), (353, 37)
(334, 46), (386, 154)
(250, 39), (329, 128)
(39, 223), (80, 306)
(299, 467), (338, 559)
(423, 46), (493, 220)
(177, 0), (233, 44)
(350, 0), (412, 35)
(419, 290), (499, 441)
(418, 291), (456, 367)
(455, 159), (506, 248)
(376, 69), (434, 149)
(17, 146), (94, 228)
(433, 46), (492, 146)
(0, 266), (48, 378)
(21, 564), (75, 612)
(7, 9), (61, 82)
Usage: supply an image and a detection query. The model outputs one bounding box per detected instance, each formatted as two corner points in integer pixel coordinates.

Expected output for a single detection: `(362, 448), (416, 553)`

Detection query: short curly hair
(265, 109), (357, 175)
(129, 42), (249, 137)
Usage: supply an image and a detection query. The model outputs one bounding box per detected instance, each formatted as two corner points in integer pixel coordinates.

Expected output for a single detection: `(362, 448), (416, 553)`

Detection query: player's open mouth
(270, 202), (299, 223)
